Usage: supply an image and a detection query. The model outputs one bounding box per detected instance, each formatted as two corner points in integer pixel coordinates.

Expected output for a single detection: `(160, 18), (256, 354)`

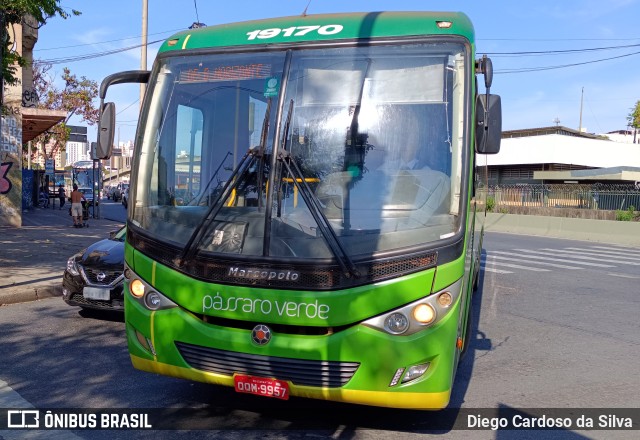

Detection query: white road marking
(0, 379), (81, 439)
(607, 272), (640, 279)
(588, 245), (640, 256)
(487, 254), (584, 270)
(562, 247), (640, 261)
(480, 264), (513, 274)
(535, 248), (640, 266)
(483, 258), (549, 271)
(492, 251), (616, 268)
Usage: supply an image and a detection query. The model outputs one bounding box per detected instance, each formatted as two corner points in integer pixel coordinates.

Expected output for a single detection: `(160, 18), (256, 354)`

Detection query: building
(604, 129), (637, 144)
(485, 126), (640, 185)
(1, 15), (66, 226)
(66, 125), (89, 166)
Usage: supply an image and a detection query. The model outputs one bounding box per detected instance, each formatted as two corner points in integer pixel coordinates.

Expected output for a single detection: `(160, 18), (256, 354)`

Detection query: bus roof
(159, 11), (474, 53)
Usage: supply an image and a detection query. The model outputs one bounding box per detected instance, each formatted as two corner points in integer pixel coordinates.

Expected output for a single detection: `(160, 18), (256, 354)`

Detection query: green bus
(96, 11), (501, 409)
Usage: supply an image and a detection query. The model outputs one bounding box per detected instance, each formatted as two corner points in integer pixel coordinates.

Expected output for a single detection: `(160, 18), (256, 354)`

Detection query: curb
(0, 283), (62, 307)
(485, 213), (640, 246)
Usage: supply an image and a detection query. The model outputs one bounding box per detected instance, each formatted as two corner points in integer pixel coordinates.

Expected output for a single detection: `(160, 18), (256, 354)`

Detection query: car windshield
(131, 42), (468, 259)
(112, 227), (126, 242)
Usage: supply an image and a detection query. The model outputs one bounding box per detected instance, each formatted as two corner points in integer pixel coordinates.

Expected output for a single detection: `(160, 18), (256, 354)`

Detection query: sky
(33, 0), (640, 144)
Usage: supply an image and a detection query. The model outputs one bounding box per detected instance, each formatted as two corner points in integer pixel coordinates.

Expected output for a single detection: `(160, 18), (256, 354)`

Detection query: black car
(62, 226), (126, 311)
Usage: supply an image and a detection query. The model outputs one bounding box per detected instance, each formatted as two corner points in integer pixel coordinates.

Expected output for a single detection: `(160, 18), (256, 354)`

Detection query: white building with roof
(485, 126), (640, 185)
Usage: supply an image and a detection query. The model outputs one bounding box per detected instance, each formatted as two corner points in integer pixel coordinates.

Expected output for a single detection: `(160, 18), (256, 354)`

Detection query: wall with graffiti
(1, 114), (23, 226)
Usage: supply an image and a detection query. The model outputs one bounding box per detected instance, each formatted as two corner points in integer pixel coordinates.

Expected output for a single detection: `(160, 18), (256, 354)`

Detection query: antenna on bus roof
(301, 0), (312, 16)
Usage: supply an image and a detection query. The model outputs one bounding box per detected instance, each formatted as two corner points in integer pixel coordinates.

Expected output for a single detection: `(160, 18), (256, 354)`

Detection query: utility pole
(140, 0), (148, 105)
(578, 87), (584, 132)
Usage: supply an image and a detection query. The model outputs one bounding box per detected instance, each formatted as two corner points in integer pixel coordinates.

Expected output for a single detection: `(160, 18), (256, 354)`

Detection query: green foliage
(628, 101), (640, 131)
(615, 206), (638, 221)
(23, 62), (98, 162)
(2, 1), (81, 87)
(486, 196), (495, 212)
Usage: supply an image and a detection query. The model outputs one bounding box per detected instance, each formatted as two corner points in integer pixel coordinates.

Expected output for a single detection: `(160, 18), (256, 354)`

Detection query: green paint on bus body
(158, 12), (475, 53)
(124, 274), (462, 396)
(126, 245), (464, 327)
(120, 10), (487, 410)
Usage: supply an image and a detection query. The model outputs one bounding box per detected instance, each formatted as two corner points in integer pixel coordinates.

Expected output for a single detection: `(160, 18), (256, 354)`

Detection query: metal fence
(486, 184), (640, 211)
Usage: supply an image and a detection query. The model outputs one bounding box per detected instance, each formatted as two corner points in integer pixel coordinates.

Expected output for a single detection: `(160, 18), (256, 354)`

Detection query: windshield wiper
(343, 58), (372, 233)
(255, 98), (272, 211)
(190, 151), (233, 206)
(275, 99), (295, 218)
(175, 149), (258, 266)
(177, 92), (275, 266)
(277, 150), (360, 278)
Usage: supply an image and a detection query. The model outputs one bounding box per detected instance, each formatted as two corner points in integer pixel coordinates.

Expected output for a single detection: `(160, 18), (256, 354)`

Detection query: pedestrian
(58, 184), (65, 210)
(70, 184), (86, 228)
(39, 188), (49, 208)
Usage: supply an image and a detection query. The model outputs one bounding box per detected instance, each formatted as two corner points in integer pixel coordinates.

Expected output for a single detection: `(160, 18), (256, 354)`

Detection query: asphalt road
(0, 232), (638, 439)
(97, 198), (128, 224)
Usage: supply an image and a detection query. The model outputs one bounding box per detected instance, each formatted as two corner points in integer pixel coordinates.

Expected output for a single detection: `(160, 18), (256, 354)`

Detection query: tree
(627, 100), (640, 144)
(1, 0), (80, 89)
(26, 62), (99, 162)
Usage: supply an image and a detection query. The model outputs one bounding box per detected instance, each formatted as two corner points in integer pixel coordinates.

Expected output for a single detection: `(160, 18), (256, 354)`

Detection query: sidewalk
(0, 204), (124, 306)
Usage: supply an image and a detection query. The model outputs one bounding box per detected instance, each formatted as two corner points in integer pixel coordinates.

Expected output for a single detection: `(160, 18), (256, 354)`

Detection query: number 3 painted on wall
(0, 162), (13, 194)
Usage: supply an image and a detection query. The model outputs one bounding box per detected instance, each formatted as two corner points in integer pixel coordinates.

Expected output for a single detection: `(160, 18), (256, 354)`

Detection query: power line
(485, 42), (640, 57)
(495, 50), (640, 74)
(37, 38), (164, 65)
(32, 28), (640, 73)
(34, 29), (183, 52)
(481, 37), (640, 42)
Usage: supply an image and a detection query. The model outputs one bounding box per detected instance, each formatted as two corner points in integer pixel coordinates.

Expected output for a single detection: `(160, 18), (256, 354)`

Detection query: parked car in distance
(122, 187), (129, 208)
(78, 187), (99, 206)
(62, 226), (126, 311)
(112, 182), (129, 202)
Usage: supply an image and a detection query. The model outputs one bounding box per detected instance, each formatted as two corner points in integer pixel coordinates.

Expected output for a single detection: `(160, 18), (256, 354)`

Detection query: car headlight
(363, 278), (463, 336)
(66, 254), (81, 276)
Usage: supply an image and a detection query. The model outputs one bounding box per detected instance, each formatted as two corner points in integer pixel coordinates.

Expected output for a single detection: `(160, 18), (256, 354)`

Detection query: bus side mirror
(475, 94), (501, 154)
(96, 102), (116, 159)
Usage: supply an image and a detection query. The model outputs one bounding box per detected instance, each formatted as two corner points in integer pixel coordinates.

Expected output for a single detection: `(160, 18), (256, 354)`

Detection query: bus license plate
(234, 374), (289, 400)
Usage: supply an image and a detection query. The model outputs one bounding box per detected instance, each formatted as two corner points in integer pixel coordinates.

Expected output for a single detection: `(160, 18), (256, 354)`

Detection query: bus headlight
(413, 304), (436, 325)
(144, 291), (163, 310)
(402, 363), (430, 384)
(130, 279), (145, 298)
(385, 313), (409, 334)
(363, 278), (463, 336)
(126, 264), (178, 311)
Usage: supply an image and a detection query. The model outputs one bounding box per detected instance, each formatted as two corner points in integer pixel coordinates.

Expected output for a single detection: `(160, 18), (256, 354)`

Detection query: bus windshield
(131, 42), (468, 259)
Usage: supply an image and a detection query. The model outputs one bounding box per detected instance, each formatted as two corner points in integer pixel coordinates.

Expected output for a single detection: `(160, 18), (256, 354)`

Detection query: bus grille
(175, 342), (359, 388)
